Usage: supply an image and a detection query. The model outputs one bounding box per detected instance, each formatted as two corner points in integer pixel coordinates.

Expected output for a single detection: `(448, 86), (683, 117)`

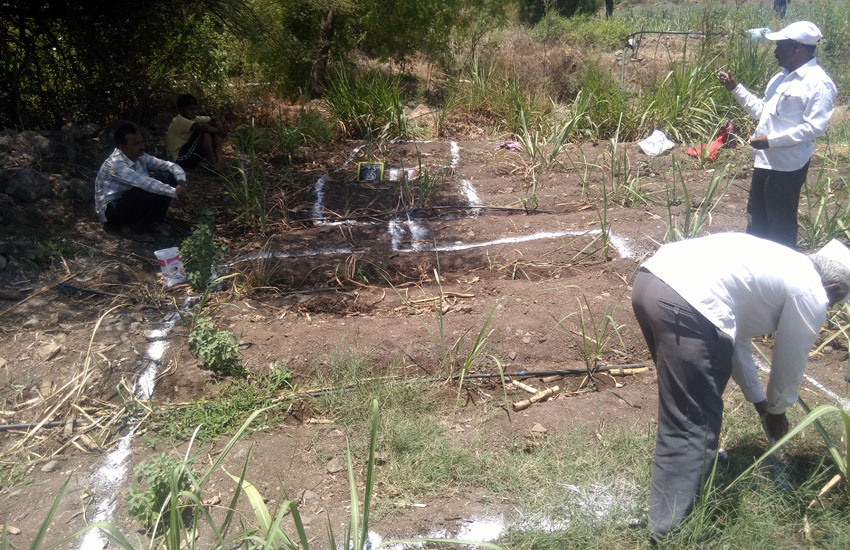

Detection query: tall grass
(324, 66), (413, 140)
(221, 119), (267, 233)
(798, 169), (850, 249)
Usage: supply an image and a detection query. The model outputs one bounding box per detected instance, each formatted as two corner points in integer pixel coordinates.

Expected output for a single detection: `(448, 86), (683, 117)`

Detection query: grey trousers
(631, 270), (734, 538)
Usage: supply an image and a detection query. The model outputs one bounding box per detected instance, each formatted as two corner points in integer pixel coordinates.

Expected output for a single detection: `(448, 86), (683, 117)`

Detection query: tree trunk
(309, 9), (335, 98)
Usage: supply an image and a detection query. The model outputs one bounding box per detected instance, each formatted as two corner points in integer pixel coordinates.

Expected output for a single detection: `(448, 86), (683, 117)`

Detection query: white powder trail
(755, 355), (850, 412)
(405, 215), (429, 251)
(450, 141), (461, 168)
(228, 229), (634, 265)
(312, 176), (328, 222)
(77, 302), (191, 550)
(388, 219), (403, 251)
(461, 179), (482, 209)
(365, 479), (638, 548)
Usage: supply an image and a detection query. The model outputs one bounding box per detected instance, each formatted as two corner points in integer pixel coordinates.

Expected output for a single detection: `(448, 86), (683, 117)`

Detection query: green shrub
(188, 315), (242, 376)
(179, 211), (226, 291)
(127, 453), (193, 533)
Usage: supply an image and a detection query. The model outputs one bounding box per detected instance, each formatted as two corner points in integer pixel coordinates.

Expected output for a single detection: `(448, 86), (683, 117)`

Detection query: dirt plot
(1, 137), (849, 547)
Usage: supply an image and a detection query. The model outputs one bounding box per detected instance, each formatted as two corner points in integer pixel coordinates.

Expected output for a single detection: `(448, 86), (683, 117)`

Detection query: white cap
(814, 239), (850, 273)
(764, 21), (823, 45)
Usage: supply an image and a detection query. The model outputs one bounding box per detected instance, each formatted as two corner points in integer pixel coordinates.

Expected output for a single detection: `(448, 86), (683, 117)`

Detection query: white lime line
(77, 303), (190, 549)
(755, 355), (850, 412)
(312, 176), (328, 222)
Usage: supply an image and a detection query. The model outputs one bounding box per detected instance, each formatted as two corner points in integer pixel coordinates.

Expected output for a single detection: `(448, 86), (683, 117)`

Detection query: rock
(14, 131), (50, 156)
(300, 489), (320, 505)
(509, 351), (517, 361)
(22, 317), (39, 329)
(2, 168), (52, 202)
(36, 342), (61, 361)
(68, 177), (93, 203)
(1, 526), (20, 535)
(530, 423), (547, 434)
(61, 122), (84, 143)
(407, 104), (432, 120)
(0, 255), (5, 270)
(0, 358), (6, 369)
(522, 334), (532, 344)
(203, 494), (221, 506)
(326, 457), (345, 474)
(40, 460), (60, 473)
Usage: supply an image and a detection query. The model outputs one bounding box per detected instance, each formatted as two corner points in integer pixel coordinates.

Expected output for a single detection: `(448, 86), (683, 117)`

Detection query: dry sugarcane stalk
(606, 366), (650, 375)
(807, 473), (843, 510)
(511, 380), (539, 394)
(513, 386), (560, 411)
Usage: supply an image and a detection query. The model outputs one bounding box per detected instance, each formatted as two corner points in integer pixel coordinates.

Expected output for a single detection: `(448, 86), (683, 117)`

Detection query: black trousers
(746, 162), (809, 250)
(632, 270), (734, 538)
(104, 171), (175, 232)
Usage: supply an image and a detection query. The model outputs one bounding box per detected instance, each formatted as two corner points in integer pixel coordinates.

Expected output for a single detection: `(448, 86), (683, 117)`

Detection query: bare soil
(1, 132), (849, 548)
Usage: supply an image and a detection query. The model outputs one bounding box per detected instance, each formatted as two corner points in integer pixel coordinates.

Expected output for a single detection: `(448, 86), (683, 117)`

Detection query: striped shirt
(94, 148), (186, 221)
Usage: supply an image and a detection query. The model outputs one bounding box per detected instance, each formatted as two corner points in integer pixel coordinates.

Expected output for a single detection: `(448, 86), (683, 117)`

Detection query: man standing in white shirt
(632, 233), (850, 539)
(718, 21), (837, 249)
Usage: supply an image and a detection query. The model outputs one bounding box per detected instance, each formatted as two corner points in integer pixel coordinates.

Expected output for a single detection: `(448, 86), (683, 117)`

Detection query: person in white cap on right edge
(717, 21), (837, 250)
(631, 233), (850, 539)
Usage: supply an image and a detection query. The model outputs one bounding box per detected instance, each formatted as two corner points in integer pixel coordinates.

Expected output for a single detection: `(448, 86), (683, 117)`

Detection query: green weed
(152, 368), (293, 441)
(178, 210), (226, 291)
(547, 283), (632, 381)
(127, 453), (193, 533)
(665, 158), (731, 241)
(221, 119), (268, 233)
(187, 314), (242, 377)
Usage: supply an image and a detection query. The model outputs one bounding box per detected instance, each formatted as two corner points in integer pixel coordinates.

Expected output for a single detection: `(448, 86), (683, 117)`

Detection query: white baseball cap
(764, 21), (823, 45)
(814, 239), (850, 273)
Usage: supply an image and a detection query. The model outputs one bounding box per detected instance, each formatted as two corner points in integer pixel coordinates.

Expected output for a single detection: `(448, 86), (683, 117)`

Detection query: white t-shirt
(643, 233), (828, 414)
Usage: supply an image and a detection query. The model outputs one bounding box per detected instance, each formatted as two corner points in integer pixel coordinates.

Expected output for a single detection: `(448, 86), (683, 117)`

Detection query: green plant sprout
(665, 158), (731, 241)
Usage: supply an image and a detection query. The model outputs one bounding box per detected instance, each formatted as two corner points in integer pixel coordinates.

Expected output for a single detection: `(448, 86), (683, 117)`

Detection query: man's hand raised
(717, 71), (738, 91)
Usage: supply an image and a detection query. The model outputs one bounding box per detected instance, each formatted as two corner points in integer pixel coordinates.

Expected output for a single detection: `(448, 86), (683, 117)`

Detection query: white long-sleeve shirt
(94, 148), (186, 221)
(731, 58), (836, 172)
(642, 233), (828, 414)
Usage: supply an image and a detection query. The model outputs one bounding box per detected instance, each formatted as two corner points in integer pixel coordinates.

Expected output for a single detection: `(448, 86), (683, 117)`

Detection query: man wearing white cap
(717, 21), (837, 249)
(632, 233), (850, 538)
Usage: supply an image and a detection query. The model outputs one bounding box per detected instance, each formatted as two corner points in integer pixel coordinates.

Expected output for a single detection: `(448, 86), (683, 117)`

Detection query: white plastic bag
(154, 247), (187, 287)
(638, 129), (675, 157)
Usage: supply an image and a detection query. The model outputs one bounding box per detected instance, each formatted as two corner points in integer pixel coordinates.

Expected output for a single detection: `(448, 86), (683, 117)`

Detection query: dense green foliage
(127, 453), (193, 532)
(179, 211), (225, 291)
(519, 0), (604, 23)
(0, 0), (244, 127)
